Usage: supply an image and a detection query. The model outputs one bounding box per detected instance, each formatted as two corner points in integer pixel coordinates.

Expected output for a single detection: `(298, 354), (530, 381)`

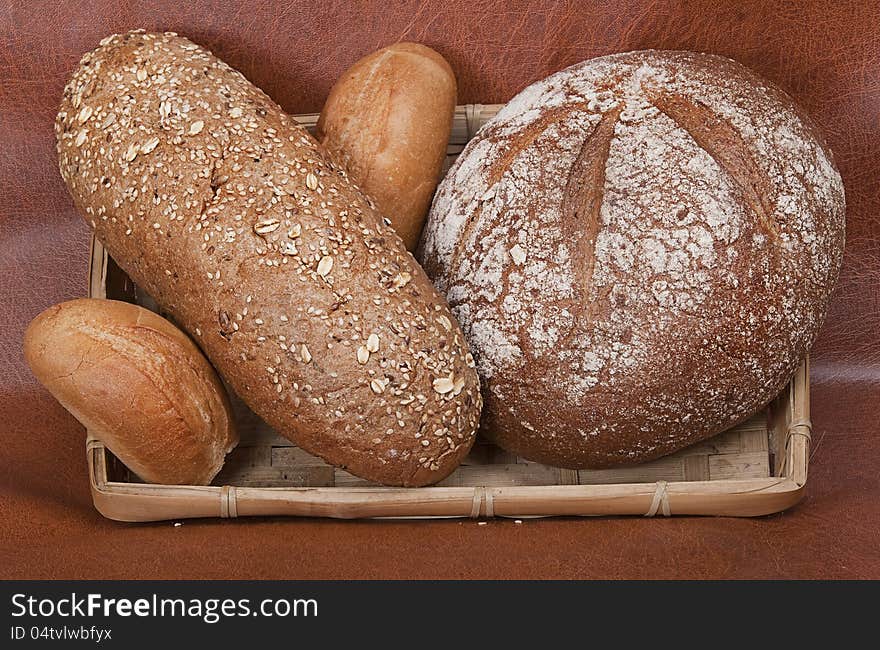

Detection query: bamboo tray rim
(83, 103), (812, 522)
(88, 417), (807, 517)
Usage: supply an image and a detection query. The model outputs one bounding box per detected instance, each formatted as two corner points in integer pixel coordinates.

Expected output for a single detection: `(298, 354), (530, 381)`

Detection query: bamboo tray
(85, 104), (812, 521)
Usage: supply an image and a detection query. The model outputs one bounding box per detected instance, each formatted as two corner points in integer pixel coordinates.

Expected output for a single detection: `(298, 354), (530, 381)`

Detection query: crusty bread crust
(56, 31), (480, 486)
(24, 299), (237, 485)
(420, 50), (845, 468)
(317, 42), (457, 251)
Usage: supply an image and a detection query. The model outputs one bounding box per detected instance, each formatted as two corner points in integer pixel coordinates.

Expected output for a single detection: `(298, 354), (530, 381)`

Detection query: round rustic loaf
(420, 50), (845, 468)
(24, 299), (237, 485)
(56, 31), (481, 487)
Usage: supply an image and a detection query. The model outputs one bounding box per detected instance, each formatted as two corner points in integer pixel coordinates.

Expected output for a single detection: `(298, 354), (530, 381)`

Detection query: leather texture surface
(2, 0), (879, 579)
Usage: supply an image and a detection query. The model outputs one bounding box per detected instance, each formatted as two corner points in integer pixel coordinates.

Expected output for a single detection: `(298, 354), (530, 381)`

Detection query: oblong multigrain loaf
(420, 50), (845, 468)
(24, 299), (237, 485)
(317, 42), (457, 251)
(56, 31), (481, 486)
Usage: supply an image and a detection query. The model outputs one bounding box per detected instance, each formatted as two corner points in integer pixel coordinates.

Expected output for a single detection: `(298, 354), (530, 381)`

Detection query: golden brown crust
(55, 31), (480, 486)
(317, 42), (457, 251)
(24, 299), (237, 485)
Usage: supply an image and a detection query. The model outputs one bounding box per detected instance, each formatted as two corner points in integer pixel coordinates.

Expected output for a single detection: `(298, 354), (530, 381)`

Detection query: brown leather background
(2, 0), (879, 579)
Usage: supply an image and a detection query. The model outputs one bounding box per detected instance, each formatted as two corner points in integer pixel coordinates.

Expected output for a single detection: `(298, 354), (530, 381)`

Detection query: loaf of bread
(55, 31), (481, 487)
(24, 299), (237, 485)
(317, 42), (457, 251)
(420, 50), (845, 468)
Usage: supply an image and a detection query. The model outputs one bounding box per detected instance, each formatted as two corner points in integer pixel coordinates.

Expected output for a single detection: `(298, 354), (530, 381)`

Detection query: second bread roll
(317, 43), (457, 251)
(24, 299), (237, 485)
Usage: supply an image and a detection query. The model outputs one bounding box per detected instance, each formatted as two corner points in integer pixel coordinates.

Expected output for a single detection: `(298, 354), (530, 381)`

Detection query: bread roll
(317, 42), (456, 251)
(420, 50), (845, 468)
(24, 299), (237, 485)
(55, 31), (480, 487)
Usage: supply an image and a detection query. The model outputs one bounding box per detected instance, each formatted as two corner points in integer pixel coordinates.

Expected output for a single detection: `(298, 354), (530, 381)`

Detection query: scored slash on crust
(648, 89), (781, 244)
(559, 103), (623, 315)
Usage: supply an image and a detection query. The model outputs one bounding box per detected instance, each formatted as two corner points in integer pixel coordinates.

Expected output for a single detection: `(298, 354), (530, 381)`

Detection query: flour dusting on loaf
(420, 50), (844, 467)
(56, 31), (481, 486)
